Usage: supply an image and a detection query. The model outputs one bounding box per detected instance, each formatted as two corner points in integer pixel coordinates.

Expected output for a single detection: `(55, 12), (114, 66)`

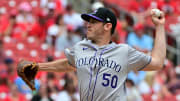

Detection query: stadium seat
(54, 51), (64, 59)
(3, 37), (16, 49)
(26, 37), (41, 50)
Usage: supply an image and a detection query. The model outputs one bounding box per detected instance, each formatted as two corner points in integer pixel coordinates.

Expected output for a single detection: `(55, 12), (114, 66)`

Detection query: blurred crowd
(0, 0), (180, 101)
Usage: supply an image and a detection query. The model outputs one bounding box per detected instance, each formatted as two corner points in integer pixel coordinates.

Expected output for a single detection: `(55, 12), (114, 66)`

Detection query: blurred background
(0, 0), (179, 101)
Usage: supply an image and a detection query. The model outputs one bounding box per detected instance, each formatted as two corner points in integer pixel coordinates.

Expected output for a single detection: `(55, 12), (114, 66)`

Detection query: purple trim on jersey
(87, 50), (97, 101)
(82, 14), (104, 22)
(138, 56), (152, 71)
(91, 65), (101, 101)
(123, 81), (126, 93)
(87, 65), (93, 101)
(91, 47), (114, 101)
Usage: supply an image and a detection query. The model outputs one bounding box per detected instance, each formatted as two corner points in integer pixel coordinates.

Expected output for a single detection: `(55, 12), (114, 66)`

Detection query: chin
(86, 32), (95, 40)
(86, 36), (92, 40)
(87, 36), (94, 41)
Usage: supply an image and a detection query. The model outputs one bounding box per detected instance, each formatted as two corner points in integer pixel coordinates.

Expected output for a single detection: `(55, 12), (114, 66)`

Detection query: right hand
(150, 9), (165, 26)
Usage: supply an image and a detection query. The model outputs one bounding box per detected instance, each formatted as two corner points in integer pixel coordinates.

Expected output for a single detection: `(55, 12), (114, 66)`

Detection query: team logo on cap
(92, 10), (97, 14)
(106, 18), (110, 21)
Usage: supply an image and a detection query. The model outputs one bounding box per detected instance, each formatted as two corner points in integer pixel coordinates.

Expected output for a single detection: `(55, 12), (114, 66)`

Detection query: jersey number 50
(102, 73), (118, 88)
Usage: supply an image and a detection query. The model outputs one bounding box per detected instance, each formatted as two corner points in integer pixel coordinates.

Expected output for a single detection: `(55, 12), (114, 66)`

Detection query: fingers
(150, 9), (165, 25)
(151, 9), (164, 19)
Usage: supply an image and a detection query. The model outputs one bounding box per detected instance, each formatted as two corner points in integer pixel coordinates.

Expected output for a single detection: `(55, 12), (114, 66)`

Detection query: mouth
(87, 29), (91, 33)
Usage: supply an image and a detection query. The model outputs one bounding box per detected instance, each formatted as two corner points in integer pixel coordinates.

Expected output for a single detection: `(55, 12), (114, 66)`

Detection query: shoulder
(111, 43), (130, 53)
(128, 32), (136, 36)
(117, 43), (136, 53)
(127, 32), (137, 40)
(74, 39), (89, 46)
(116, 43), (129, 48)
(143, 34), (153, 39)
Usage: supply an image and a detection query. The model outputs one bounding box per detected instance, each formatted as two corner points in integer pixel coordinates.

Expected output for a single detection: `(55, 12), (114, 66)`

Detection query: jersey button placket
(90, 49), (105, 101)
(87, 49), (98, 101)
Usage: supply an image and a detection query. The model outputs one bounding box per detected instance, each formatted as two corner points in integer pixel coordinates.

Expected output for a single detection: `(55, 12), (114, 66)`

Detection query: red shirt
(128, 0), (151, 12)
(0, 15), (9, 35)
(115, 20), (127, 43)
(11, 23), (28, 39)
(3, 94), (26, 101)
(0, 85), (9, 93)
(46, 18), (55, 29)
(157, 0), (178, 14)
(55, 0), (64, 14)
(29, 22), (47, 41)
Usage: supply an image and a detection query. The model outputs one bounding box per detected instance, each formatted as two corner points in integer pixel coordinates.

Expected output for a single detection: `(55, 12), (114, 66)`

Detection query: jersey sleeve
(127, 46), (152, 72)
(64, 47), (76, 67)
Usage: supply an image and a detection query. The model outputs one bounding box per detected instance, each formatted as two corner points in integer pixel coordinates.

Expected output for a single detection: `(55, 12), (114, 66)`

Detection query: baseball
(151, 8), (161, 17)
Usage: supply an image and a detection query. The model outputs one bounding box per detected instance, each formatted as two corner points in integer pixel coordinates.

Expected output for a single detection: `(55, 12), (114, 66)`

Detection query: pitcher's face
(86, 18), (104, 40)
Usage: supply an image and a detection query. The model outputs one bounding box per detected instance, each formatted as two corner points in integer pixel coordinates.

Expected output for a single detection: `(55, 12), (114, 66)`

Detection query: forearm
(151, 25), (166, 67)
(38, 58), (75, 72)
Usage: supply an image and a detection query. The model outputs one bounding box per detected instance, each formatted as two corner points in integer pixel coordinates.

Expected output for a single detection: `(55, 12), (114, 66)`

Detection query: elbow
(143, 57), (165, 71)
(156, 63), (164, 70)
(151, 54), (166, 70)
(155, 59), (165, 70)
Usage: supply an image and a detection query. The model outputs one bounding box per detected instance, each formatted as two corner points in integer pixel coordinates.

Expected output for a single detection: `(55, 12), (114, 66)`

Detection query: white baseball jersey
(65, 39), (151, 101)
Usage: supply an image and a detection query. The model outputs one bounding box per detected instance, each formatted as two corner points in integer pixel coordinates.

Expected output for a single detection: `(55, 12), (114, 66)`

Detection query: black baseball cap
(81, 7), (117, 34)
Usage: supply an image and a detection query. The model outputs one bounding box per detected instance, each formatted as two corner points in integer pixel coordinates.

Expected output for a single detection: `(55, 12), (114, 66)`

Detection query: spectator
(29, 12), (47, 42)
(0, 12), (9, 37)
(152, 69), (172, 100)
(4, 58), (17, 84)
(15, 77), (40, 94)
(128, 0), (151, 13)
(46, 72), (59, 100)
(126, 79), (143, 101)
(127, 70), (146, 85)
(91, 1), (104, 11)
(47, 14), (67, 46)
(16, 2), (35, 25)
(55, 25), (81, 52)
(31, 84), (53, 101)
(127, 23), (153, 94)
(157, 0), (178, 16)
(0, 75), (9, 101)
(127, 23), (153, 53)
(0, 40), (6, 64)
(112, 18), (128, 43)
(64, 72), (78, 88)
(0, 73), (9, 94)
(165, 66), (180, 94)
(56, 78), (80, 101)
(74, 26), (86, 39)
(63, 4), (84, 30)
(46, 7), (56, 29)
(4, 11), (28, 40)
(6, 84), (26, 101)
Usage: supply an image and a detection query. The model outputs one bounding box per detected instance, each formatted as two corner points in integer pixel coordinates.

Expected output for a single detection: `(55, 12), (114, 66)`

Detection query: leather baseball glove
(17, 60), (39, 91)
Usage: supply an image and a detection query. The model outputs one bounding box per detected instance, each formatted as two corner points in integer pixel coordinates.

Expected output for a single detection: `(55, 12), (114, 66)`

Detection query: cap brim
(81, 14), (104, 22)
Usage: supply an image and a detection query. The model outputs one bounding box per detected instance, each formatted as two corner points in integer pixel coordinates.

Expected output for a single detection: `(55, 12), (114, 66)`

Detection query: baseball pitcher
(17, 7), (166, 101)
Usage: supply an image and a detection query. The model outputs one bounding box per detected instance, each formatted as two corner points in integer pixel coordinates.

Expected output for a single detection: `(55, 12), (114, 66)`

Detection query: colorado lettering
(76, 57), (121, 72)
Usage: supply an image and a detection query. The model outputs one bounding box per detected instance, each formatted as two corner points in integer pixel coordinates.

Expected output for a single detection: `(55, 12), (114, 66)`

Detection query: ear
(104, 23), (112, 32)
